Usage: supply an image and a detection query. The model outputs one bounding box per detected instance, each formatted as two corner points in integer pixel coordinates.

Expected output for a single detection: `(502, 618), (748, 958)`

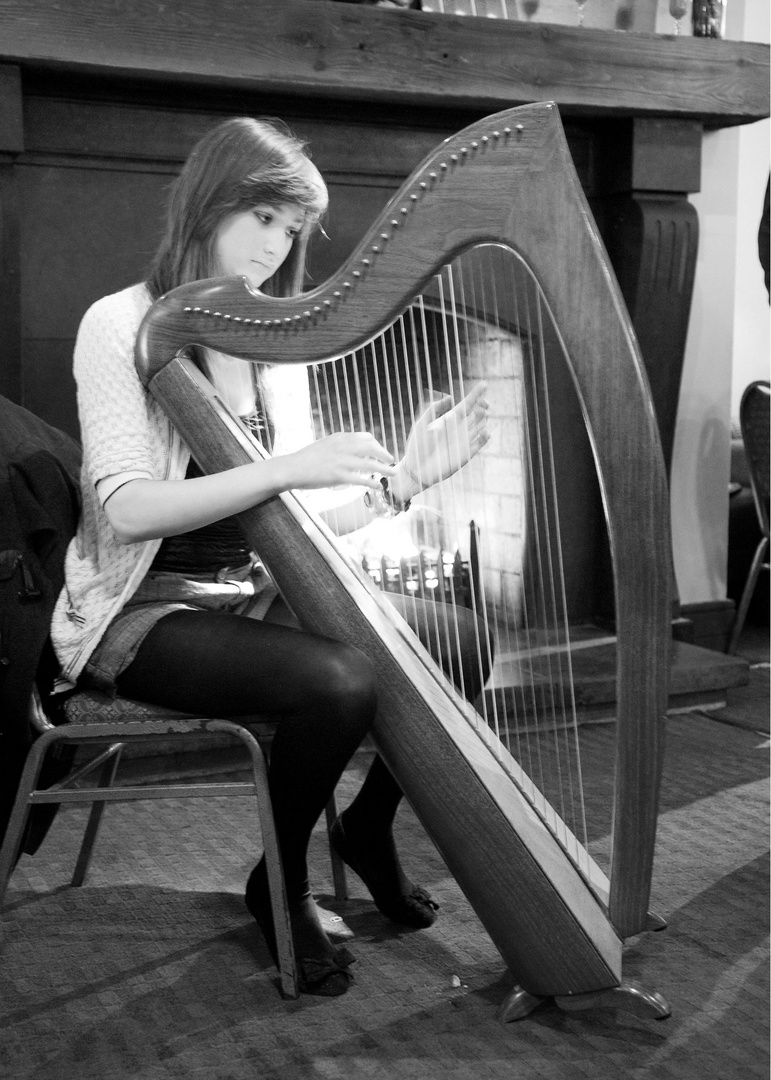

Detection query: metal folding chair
(728, 380), (770, 654)
(0, 688), (348, 998)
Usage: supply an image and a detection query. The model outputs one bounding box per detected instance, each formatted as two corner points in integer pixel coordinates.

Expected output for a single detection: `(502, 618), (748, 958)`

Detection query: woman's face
(215, 202), (306, 289)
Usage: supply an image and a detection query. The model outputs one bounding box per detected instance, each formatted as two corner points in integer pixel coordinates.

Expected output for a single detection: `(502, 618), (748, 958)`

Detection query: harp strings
(462, 247), (589, 866)
(302, 245), (590, 872)
(512, 254), (589, 865)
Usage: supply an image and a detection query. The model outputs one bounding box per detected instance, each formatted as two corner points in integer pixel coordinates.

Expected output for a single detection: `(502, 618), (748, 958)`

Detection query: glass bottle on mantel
(692, 0), (725, 37)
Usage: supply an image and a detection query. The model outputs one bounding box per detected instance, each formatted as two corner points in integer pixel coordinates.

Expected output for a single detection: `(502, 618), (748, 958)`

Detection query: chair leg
(325, 794), (348, 902)
(0, 730), (58, 906)
(728, 537), (769, 654)
(209, 720), (299, 999)
(71, 745), (124, 887)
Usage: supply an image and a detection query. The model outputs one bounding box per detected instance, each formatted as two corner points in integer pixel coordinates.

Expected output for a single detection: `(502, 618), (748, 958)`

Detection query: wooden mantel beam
(0, 0), (767, 128)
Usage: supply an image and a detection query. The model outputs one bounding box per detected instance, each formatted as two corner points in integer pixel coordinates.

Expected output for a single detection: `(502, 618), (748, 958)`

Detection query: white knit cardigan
(52, 282), (317, 687)
(51, 283), (189, 686)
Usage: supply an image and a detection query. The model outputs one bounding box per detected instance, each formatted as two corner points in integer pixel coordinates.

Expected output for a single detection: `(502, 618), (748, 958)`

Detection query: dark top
(150, 459), (253, 574)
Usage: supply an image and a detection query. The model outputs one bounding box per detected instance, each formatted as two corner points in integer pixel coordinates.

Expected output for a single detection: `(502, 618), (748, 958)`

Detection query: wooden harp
(135, 102), (671, 1019)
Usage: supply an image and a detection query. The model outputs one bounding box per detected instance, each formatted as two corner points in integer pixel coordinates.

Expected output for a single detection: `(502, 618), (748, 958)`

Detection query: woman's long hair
(147, 117), (329, 302)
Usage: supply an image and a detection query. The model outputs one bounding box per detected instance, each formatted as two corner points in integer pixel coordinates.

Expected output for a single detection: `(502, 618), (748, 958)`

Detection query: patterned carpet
(1, 628), (768, 1080)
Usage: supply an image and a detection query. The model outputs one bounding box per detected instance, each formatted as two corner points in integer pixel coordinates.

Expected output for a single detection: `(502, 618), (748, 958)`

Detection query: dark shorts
(82, 562), (277, 693)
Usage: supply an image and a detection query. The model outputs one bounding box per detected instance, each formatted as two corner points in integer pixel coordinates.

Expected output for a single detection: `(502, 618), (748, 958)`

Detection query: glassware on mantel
(692, 0), (725, 38)
(574, 0), (589, 27)
(615, 3), (634, 31)
(669, 0), (690, 35)
(520, 0), (539, 20)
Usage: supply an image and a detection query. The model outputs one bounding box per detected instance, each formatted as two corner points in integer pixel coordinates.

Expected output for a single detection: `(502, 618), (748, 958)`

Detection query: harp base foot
(499, 981), (672, 1023)
(498, 986), (546, 1022)
(554, 981), (672, 1020)
(645, 910), (668, 932)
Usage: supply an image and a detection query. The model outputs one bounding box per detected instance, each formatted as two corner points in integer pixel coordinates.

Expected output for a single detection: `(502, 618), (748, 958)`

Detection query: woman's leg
(116, 608), (378, 993)
(388, 592), (493, 706)
(334, 595), (492, 926)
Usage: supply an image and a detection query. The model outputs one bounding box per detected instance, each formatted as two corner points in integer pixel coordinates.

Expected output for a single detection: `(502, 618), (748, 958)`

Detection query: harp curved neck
(137, 102), (596, 382)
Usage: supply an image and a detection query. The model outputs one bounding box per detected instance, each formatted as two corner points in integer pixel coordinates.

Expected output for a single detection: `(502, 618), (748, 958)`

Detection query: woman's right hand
(282, 431), (396, 492)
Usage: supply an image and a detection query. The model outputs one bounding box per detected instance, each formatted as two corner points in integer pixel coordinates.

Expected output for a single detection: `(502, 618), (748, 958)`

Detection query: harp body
(136, 103), (671, 1013)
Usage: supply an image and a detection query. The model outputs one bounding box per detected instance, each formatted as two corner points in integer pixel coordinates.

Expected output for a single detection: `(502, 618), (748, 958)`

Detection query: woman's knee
(315, 641), (379, 725)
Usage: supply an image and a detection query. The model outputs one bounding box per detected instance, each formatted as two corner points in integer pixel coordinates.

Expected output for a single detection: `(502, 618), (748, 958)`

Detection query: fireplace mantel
(0, 0), (767, 129)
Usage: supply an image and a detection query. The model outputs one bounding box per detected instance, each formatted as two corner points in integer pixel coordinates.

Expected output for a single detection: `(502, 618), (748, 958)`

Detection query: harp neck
(136, 102), (586, 382)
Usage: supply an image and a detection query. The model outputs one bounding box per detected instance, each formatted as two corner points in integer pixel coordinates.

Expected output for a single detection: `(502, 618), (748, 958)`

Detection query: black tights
(116, 596), (490, 904)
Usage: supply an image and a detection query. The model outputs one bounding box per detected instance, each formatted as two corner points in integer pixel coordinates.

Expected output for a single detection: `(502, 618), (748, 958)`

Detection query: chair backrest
(739, 380), (770, 539)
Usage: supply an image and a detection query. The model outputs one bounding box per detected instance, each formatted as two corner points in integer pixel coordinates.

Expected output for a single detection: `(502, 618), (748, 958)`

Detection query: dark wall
(20, 152), (171, 435)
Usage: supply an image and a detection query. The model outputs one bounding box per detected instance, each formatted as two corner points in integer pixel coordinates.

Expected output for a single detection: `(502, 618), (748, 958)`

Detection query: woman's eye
(254, 211), (271, 224)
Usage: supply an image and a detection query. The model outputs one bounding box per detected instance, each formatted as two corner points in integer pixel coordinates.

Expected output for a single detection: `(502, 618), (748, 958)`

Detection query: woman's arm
(104, 431), (396, 544)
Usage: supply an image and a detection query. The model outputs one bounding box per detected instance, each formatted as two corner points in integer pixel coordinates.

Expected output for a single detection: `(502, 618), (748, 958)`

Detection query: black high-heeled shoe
(330, 816), (439, 930)
(245, 864), (355, 997)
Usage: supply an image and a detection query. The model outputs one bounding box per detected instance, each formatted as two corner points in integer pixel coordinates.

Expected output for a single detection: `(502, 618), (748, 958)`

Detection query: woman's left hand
(396, 382), (490, 498)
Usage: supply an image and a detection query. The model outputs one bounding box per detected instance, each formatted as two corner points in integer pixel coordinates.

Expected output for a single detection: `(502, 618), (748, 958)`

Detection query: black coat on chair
(0, 396), (81, 851)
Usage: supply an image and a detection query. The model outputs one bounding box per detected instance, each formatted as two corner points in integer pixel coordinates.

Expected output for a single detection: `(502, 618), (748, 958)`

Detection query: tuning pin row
(181, 119), (526, 327)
